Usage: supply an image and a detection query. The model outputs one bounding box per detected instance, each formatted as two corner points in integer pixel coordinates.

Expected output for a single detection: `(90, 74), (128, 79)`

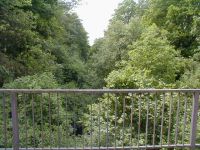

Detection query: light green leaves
(106, 24), (182, 89)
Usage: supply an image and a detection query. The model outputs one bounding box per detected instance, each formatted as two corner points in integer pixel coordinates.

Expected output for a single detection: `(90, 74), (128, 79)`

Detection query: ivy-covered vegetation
(0, 0), (200, 148)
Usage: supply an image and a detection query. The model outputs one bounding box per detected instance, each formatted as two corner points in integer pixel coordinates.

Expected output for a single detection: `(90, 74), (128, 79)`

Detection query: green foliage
(4, 72), (58, 89)
(89, 0), (200, 88)
(112, 0), (137, 24)
(89, 18), (144, 87)
(17, 45), (57, 75)
(143, 0), (200, 57)
(86, 0), (200, 147)
(0, 0), (90, 88)
(1, 0), (200, 148)
(83, 93), (193, 146)
(106, 25), (184, 88)
(179, 64), (200, 88)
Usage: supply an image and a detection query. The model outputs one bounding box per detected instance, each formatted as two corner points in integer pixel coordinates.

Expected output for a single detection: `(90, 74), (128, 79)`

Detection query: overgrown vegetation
(0, 0), (200, 148)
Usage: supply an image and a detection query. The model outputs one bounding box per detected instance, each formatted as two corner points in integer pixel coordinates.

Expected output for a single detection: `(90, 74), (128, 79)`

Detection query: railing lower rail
(0, 89), (199, 150)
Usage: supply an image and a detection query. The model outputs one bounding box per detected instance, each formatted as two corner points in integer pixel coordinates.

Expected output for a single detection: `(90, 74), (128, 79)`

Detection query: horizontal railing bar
(0, 89), (200, 93)
(1, 144), (200, 150)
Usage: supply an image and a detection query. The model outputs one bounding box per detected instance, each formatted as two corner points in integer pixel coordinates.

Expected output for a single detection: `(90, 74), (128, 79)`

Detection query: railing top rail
(0, 89), (200, 93)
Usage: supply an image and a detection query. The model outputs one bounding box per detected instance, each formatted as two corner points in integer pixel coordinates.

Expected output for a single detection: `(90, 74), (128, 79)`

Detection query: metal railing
(0, 89), (200, 150)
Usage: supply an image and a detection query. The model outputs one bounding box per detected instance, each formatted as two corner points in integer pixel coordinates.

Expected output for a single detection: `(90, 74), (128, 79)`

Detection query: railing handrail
(0, 89), (199, 150)
(0, 88), (200, 93)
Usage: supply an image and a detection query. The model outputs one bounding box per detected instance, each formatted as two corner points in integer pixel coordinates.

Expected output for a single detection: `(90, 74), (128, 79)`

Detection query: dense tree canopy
(0, 0), (90, 88)
(89, 0), (200, 89)
(0, 0), (200, 148)
(87, 0), (200, 146)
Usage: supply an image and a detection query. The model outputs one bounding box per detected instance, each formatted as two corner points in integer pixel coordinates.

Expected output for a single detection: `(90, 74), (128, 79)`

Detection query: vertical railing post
(190, 92), (199, 150)
(11, 92), (19, 150)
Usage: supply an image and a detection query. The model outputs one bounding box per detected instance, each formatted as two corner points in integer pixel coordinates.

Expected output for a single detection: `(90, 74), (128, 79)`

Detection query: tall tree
(89, 1), (144, 87)
(144, 0), (200, 57)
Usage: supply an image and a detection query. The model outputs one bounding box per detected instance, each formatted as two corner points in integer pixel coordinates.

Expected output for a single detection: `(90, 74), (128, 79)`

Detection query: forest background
(0, 0), (200, 148)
